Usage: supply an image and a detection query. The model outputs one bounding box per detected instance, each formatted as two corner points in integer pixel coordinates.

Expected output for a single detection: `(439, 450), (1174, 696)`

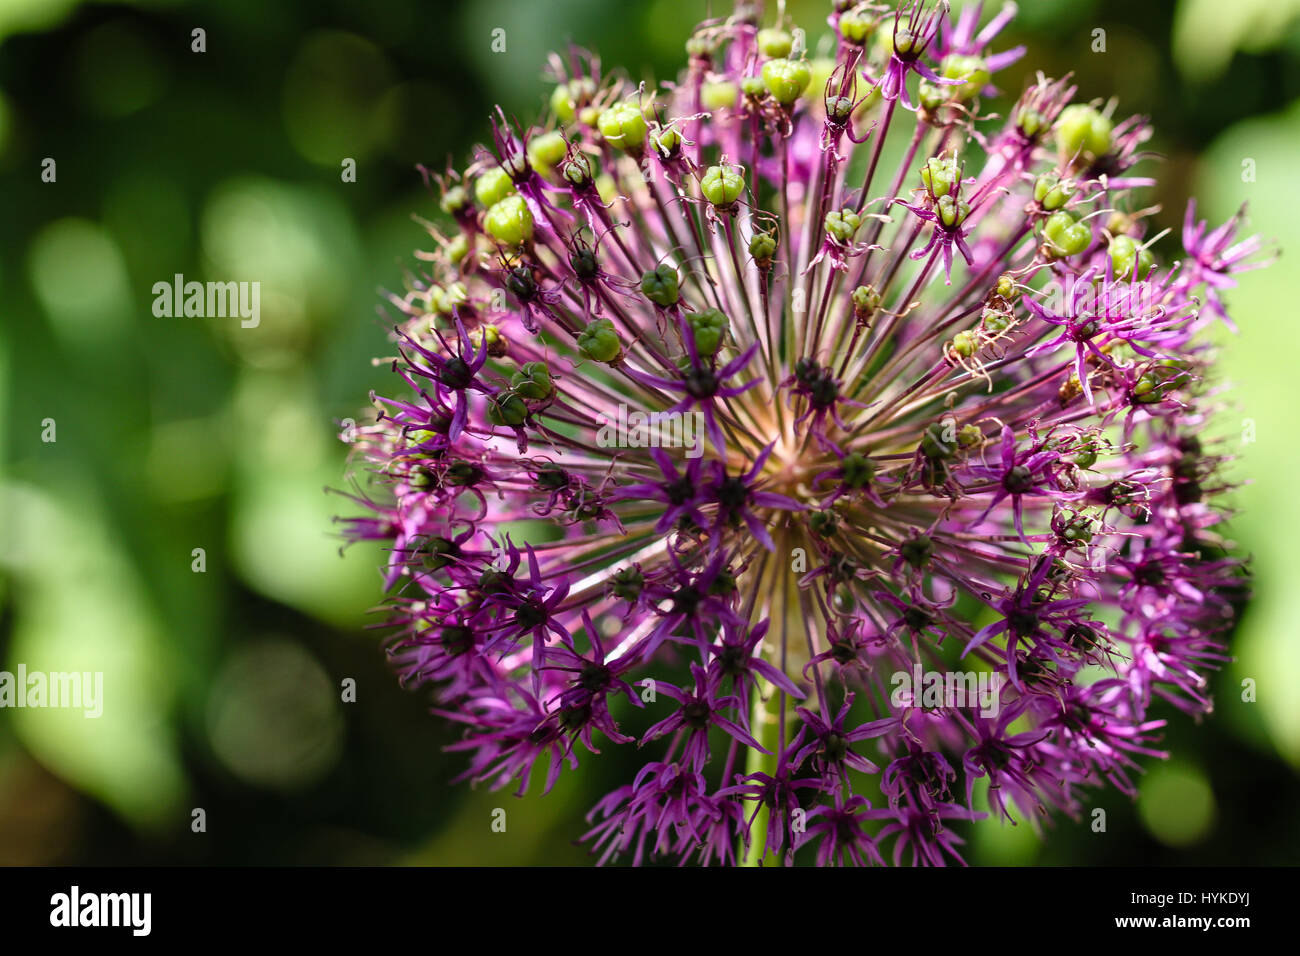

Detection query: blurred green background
(1, 0), (1298, 865)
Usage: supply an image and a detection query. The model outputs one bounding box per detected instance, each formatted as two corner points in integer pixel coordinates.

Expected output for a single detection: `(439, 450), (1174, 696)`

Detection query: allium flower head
(338, 0), (1268, 865)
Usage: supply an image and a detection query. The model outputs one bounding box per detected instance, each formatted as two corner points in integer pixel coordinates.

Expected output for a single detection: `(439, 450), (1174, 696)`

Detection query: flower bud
(1056, 104), (1112, 162)
(687, 307), (729, 356)
(598, 101), (649, 153)
(577, 317), (623, 363)
(640, 264), (680, 307)
(757, 27), (793, 59)
(761, 57), (811, 105)
(701, 163), (746, 206)
(475, 166), (516, 208)
(483, 195), (534, 246)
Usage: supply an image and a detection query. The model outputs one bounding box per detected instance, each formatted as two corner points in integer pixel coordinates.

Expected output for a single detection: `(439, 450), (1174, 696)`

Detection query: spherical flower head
(338, 0), (1269, 866)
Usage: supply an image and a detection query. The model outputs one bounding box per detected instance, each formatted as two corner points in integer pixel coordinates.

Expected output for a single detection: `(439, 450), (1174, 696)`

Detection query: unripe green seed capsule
(702, 79), (740, 110)
(701, 163), (746, 206)
(483, 195), (534, 246)
(1109, 234), (1155, 279)
(640, 264), (680, 307)
(1043, 209), (1091, 258)
(440, 184), (469, 216)
(527, 131), (568, 173)
(475, 167), (516, 208)
(940, 54), (990, 102)
(761, 57), (811, 105)
(840, 452), (876, 488)
(598, 101), (649, 152)
(825, 208), (863, 242)
(577, 317), (622, 363)
(1056, 104), (1113, 162)
(839, 10), (875, 44)
(687, 307), (729, 356)
(749, 232), (777, 263)
(510, 361), (555, 401)
(488, 391), (529, 426)
(757, 27), (793, 59)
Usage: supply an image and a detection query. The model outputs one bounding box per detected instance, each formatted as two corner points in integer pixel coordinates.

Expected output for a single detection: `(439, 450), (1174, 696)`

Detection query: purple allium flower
(337, 0), (1269, 865)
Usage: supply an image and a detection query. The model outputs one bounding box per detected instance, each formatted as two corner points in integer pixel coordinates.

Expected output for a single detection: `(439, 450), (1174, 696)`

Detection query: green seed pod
(839, 451), (876, 488)
(852, 284), (881, 322)
(471, 323), (508, 357)
(440, 184), (469, 217)
(921, 421), (958, 459)
(650, 124), (682, 158)
(687, 307), (729, 356)
(609, 566), (644, 602)
(700, 163), (746, 206)
(761, 57), (811, 105)
(749, 231), (778, 266)
(940, 54), (990, 102)
(527, 130), (569, 173)
(577, 317), (623, 363)
(446, 233), (470, 264)
(562, 152), (594, 188)
(839, 9), (876, 45)
(949, 329), (978, 358)
(757, 27), (793, 59)
(488, 390), (529, 426)
(809, 510), (838, 537)
(1016, 106), (1045, 139)
(995, 274), (1016, 300)
(510, 361), (556, 401)
(598, 101), (649, 152)
(1033, 172), (1075, 210)
(640, 263), (680, 307)
(921, 155), (960, 197)
(1056, 104), (1113, 162)
(936, 194), (971, 228)
(703, 79), (741, 110)
(421, 535), (460, 570)
(1108, 234), (1155, 279)
(474, 166), (516, 208)
(1043, 209), (1092, 258)
(825, 208), (863, 243)
(900, 534), (933, 568)
(483, 195), (534, 246)
(958, 424), (983, 447)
